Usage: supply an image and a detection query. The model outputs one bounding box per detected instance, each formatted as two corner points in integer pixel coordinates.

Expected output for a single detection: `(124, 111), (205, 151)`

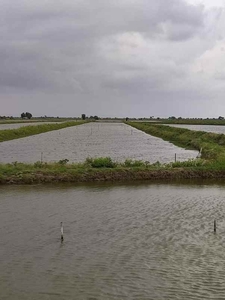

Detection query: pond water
(167, 124), (225, 134)
(0, 123), (197, 163)
(1, 182), (225, 299)
(0, 122), (61, 130)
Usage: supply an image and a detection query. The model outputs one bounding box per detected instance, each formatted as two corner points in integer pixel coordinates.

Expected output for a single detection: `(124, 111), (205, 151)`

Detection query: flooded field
(0, 123), (197, 164)
(0, 122), (61, 130)
(1, 182), (225, 299)
(167, 124), (225, 134)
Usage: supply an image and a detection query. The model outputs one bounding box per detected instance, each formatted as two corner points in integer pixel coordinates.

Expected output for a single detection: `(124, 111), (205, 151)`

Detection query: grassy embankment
(0, 118), (77, 125)
(0, 120), (87, 142)
(0, 156), (222, 184)
(1, 121), (225, 184)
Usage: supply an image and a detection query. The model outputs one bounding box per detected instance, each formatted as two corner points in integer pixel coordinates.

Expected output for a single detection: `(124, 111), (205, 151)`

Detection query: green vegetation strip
(127, 122), (225, 162)
(0, 118), (78, 124)
(1, 157), (225, 184)
(0, 121), (87, 142)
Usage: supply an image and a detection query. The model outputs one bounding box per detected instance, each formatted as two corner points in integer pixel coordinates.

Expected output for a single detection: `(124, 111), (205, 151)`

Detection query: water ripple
(1, 183), (225, 299)
(0, 123), (197, 163)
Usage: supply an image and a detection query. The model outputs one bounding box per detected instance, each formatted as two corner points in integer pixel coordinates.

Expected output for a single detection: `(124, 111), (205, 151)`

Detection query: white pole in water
(61, 222), (64, 241)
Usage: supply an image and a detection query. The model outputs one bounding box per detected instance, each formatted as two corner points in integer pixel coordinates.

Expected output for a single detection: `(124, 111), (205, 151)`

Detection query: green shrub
(58, 159), (69, 165)
(85, 157), (116, 168)
(151, 161), (161, 167)
(34, 161), (43, 168)
(123, 159), (146, 167)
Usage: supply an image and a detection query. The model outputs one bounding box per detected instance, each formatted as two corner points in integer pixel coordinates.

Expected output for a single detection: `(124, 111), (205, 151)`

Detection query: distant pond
(167, 124), (225, 134)
(0, 123), (197, 163)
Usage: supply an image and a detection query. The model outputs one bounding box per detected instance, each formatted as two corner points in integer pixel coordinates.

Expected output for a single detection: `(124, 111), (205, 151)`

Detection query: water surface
(1, 182), (225, 299)
(0, 123), (197, 163)
(167, 124), (225, 134)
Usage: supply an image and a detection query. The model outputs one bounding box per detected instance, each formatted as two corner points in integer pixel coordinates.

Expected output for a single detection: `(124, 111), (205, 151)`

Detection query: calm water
(1, 182), (225, 299)
(0, 122), (60, 130)
(0, 123), (197, 163)
(167, 124), (225, 134)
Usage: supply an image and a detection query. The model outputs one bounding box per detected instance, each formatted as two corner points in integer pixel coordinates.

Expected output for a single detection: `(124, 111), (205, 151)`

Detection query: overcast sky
(1, 0), (225, 118)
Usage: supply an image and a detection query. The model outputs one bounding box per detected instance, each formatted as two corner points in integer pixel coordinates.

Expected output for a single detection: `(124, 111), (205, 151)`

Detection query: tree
(94, 115), (99, 120)
(26, 112), (32, 119)
(125, 117), (129, 121)
(81, 114), (86, 120)
(21, 112), (26, 119)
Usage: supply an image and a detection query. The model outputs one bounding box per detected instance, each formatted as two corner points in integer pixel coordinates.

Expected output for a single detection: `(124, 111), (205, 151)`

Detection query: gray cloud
(0, 0), (224, 117)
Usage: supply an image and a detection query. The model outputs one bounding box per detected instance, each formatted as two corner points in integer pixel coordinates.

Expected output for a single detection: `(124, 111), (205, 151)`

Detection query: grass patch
(85, 157), (116, 168)
(1, 156), (225, 184)
(0, 157), (217, 175)
(0, 118), (78, 124)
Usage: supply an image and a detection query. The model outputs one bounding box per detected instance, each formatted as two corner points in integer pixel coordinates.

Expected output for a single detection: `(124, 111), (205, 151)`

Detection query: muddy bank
(2, 168), (225, 184)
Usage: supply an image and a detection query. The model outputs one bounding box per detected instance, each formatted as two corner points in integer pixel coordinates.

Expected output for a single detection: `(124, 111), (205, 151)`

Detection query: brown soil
(1, 169), (225, 184)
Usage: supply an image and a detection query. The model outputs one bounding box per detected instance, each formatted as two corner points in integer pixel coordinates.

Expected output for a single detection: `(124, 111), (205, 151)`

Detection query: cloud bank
(1, 0), (225, 117)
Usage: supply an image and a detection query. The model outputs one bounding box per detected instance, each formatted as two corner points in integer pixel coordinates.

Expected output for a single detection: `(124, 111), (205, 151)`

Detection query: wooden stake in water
(41, 152), (43, 163)
(61, 222), (64, 241)
(175, 153), (177, 162)
(214, 219), (216, 233)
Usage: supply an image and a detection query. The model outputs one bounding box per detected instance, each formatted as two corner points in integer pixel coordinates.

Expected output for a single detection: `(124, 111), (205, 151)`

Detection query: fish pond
(1, 182), (225, 299)
(0, 123), (197, 163)
(167, 124), (225, 134)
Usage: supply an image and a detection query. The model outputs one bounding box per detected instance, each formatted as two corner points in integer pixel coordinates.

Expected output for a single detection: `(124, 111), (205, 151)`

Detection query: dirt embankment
(2, 168), (225, 184)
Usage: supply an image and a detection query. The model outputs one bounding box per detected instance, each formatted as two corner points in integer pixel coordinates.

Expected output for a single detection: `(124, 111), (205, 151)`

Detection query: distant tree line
(81, 114), (99, 120)
(0, 116), (14, 119)
(1, 113), (225, 121)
